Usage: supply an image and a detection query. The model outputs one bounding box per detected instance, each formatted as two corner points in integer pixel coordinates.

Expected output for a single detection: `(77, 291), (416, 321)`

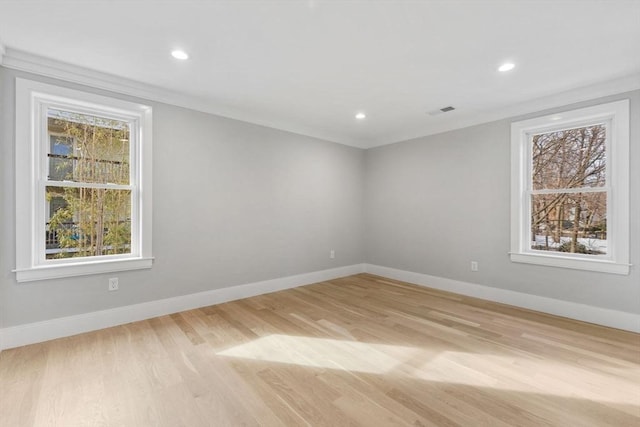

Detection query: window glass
(529, 124), (607, 255)
(46, 186), (132, 259)
(47, 109), (130, 185)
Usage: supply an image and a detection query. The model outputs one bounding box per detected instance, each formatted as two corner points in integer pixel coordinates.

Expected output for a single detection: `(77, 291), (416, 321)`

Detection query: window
(15, 79), (153, 282)
(510, 100), (629, 274)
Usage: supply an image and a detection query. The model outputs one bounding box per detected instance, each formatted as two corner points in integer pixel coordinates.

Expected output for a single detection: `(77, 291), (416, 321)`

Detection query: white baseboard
(3, 262), (636, 350)
(364, 264), (640, 333)
(0, 264), (365, 350)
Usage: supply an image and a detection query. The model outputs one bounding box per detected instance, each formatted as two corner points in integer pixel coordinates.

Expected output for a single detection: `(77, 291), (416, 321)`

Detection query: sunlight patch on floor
(217, 334), (421, 374)
(217, 334), (640, 409)
(414, 351), (640, 407)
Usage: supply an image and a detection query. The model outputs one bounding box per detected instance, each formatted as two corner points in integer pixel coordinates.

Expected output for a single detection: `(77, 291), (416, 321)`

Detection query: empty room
(0, 1), (639, 426)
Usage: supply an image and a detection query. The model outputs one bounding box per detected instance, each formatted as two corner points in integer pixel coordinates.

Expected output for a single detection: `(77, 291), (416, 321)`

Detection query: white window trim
(14, 78), (153, 282)
(510, 100), (630, 275)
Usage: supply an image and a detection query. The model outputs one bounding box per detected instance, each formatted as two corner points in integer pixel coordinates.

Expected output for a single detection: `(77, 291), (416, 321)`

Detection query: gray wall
(0, 67), (365, 327)
(364, 90), (640, 314)
(1, 65), (637, 330)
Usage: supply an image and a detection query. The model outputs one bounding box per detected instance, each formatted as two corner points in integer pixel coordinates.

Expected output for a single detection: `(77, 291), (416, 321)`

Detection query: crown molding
(0, 47), (360, 147)
(2, 47), (169, 101)
(370, 73), (640, 147)
(2, 47), (638, 150)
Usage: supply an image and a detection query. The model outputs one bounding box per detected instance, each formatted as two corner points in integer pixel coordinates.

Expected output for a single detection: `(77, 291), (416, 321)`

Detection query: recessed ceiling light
(355, 112), (366, 120)
(498, 62), (515, 72)
(171, 50), (189, 60)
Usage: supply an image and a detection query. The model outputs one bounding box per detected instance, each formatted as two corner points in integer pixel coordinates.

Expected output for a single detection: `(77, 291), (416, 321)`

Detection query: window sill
(14, 257), (154, 282)
(510, 252), (630, 275)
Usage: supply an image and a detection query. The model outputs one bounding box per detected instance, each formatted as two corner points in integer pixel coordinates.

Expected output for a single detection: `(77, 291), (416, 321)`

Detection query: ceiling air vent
(428, 106), (456, 116)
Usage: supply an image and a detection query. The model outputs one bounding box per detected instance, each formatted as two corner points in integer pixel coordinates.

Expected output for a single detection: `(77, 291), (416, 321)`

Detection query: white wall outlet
(471, 261), (479, 272)
(330, 249), (335, 259)
(108, 277), (119, 291)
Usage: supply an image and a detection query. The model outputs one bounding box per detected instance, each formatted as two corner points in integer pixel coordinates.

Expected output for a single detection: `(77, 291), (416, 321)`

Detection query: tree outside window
(530, 125), (607, 255)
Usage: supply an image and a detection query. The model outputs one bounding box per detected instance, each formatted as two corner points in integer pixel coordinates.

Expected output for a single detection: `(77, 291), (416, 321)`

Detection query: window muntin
(15, 78), (153, 282)
(510, 100), (629, 275)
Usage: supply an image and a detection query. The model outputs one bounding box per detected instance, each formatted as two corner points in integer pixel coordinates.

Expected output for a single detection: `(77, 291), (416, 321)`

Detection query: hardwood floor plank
(1, 273), (638, 426)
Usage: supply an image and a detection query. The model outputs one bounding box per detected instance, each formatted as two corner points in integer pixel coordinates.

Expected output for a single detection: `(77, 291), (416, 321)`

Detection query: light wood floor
(1, 274), (639, 426)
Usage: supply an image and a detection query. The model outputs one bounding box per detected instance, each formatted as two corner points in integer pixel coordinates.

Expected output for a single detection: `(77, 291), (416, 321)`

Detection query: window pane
(530, 192), (607, 255)
(49, 135), (74, 180)
(48, 109), (130, 184)
(46, 186), (132, 259)
(531, 125), (606, 190)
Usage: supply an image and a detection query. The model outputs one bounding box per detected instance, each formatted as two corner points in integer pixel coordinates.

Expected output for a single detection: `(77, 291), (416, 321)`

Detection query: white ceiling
(1, 0), (639, 148)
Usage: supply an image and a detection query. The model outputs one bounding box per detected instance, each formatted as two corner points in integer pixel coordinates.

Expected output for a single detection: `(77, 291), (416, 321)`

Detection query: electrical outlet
(108, 277), (119, 291)
(330, 249), (335, 259)
(471, 261), (479, 272)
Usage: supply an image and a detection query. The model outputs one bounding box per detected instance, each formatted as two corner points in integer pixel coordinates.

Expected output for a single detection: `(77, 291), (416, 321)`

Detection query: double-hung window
(510, 100), (629, 274)
(15, 79), (153, 282)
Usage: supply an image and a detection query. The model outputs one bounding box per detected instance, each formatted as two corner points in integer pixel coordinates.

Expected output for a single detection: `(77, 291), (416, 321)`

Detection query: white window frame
(14, 78), (153, 282)
(510, 99), (630, 275)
